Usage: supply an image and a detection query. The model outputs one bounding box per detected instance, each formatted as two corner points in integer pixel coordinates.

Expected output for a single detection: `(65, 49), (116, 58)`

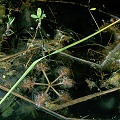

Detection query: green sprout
(30, 8), (46, 40)
(31, 8), (46, 20)
(7, 15), (15, 30)
(30, 8), (46, 55)
(5, 15), (15, 36)
(31, 8), (46, 30)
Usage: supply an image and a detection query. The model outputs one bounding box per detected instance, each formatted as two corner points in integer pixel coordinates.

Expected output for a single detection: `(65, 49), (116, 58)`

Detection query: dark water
(0, 0), (120, 120)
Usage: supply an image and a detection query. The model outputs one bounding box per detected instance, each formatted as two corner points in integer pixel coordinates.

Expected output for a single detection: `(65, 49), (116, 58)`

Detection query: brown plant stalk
(53, 86), (120, 111)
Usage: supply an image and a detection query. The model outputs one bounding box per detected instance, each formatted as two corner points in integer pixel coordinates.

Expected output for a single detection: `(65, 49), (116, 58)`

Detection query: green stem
(52, 19), (120, 54)
(0, 55), (47, 104)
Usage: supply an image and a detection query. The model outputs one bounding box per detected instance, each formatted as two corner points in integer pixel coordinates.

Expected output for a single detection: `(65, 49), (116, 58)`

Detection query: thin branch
(59, 52), (102, 69)
(88, 8), (102, 42)
(53, 86), (120, 111)
(0, 85), (35, 104)
(101, 42), (120, 68)
(0, 46), (41, 62)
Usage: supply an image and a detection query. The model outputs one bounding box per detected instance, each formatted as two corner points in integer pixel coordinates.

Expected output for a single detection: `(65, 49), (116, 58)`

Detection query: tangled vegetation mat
(0, 0), (120, 120)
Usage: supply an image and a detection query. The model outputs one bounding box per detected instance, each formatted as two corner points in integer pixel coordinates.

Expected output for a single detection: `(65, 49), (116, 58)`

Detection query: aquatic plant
(5, 15), (15, 36)
(0, 16), (119, 106)
(22, 63), (73, 108)
(31, 8), (46, 20)
(30, 8), (46, 42)
(0, 4), (120, 119)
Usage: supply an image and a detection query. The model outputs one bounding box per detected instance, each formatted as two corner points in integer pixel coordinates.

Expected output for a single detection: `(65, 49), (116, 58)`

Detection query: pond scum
(0, 1), (120, 120)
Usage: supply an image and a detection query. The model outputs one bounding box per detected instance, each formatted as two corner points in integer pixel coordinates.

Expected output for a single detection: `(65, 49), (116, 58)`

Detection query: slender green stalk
(0, 19), (119, 105)
(52, 19), (120, 54)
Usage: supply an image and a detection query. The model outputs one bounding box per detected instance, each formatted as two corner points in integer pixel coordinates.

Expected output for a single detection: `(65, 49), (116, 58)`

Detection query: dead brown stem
(0, 46), (41, 62)
(53, 86), (120, 111)
(101, 42), (120, 68)
(0, 85), (35, 104)
(59, 52), (102, 69)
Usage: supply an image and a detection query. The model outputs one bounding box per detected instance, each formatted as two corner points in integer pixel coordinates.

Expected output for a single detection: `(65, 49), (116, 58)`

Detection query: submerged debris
(104, 72), (120, 88)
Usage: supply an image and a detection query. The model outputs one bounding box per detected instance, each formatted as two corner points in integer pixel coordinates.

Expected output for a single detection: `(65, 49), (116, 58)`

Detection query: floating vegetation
(0, 1), (120, 120)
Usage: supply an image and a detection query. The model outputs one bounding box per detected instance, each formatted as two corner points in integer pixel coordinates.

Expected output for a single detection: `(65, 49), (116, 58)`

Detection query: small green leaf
(37, 8), (42, 18)
(31, 14), (39, 19)
(90, 8), (96, 10)
(41, 14), (46, 19)
(9, 17), (15, 25)
(7, 15), (15, 25)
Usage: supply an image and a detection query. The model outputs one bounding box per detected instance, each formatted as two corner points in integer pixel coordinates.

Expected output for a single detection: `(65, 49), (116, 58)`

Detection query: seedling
(2, 15), (15, 46)
(31, 8), (46, 39)
(7, 15), (15, 29)
(31, 8), (46, 21)
(5, 15), (15, 36)
(30, 8), (46, 57)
